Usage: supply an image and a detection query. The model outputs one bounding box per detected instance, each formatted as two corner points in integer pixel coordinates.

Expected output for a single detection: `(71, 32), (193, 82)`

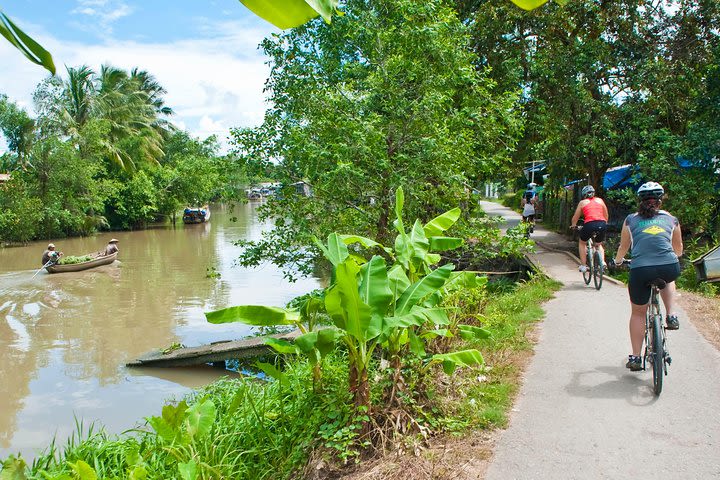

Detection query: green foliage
(2, 358), (352, 480)
(207, 188), (485, 420)
(460, 0), (719, 227)
(104, 171), (157, 230)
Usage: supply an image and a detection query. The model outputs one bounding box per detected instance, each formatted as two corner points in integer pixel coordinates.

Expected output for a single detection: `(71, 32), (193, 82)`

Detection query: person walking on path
(521, 183), (538, 233)
(570, 185), (608, 273)
(612, 181), (683, 371)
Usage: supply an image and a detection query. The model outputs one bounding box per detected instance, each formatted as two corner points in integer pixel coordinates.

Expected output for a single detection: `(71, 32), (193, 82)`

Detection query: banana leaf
(423, 207), (461, 237)
(432, 349), (485, 375)
(205, 305), (299, 325)
(239, 0), (338, 29)
(0, 11), (55, 74)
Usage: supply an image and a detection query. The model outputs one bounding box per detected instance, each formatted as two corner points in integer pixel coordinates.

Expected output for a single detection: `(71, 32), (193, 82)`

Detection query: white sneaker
(579, 265), (588, 273)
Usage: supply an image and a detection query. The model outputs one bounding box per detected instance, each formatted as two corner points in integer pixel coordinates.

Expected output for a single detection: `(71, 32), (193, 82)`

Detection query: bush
(0, 192), (43, 243)
(500, 191), (522, 210)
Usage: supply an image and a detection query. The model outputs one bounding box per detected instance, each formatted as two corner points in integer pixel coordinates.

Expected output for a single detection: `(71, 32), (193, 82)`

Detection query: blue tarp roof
(560, 157), (714, 190)
(603, 164), (639, 190)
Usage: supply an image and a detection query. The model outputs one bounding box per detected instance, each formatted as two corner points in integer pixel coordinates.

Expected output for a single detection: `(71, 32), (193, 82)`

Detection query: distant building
(0, 173), (10, 183)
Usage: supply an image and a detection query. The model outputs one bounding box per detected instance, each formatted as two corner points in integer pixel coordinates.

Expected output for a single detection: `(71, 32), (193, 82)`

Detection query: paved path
(480, 201), (720, 479)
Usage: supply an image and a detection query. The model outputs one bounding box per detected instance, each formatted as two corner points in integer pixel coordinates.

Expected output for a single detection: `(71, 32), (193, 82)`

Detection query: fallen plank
(126, 330), (301, 368)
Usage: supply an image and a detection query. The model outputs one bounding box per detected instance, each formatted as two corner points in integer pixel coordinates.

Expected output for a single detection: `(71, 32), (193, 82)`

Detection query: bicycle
(573, 226), (604, 290)
(614, 259), (671, 396)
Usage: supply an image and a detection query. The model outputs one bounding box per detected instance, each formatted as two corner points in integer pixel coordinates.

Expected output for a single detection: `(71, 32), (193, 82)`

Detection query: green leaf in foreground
(67, 460), (97, 480)
(239, 0), (338, 29)
(0, 11), (56, 74)
(185, 398), (217, 439)
(509, 0), (550, 10)
(178, 460), (197, 480)
(0, 455), (27, 480)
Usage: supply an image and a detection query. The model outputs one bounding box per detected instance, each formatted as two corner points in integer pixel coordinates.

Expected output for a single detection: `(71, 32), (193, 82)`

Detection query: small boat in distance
(183, 205), (211, 224)
(45, 252), (119, 273)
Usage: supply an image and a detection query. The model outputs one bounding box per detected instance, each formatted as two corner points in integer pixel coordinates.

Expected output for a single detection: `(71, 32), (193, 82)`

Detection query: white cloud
(0, 18), (274, 152)
(71, 0), (135, 32)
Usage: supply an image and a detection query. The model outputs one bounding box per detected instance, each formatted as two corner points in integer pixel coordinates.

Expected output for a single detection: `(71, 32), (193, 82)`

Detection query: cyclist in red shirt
(570, 185), (609, 272)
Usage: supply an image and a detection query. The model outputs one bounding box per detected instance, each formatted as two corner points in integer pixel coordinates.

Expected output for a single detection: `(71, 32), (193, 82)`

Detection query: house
(0, 173), (10, 183)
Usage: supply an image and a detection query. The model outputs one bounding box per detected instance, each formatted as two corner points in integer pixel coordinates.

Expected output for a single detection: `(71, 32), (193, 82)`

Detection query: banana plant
(205, 190), (489, 416)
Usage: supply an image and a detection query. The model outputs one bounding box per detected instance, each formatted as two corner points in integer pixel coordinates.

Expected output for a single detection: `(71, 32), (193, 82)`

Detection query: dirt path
(480, 201), (720, 479)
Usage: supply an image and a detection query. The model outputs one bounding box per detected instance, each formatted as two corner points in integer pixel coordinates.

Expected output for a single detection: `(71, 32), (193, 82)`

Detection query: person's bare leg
(660, 281), (677, 317)
(630, 303), (647, 356)
(597, 243), (605, 266)
(578, 240), (587, 266)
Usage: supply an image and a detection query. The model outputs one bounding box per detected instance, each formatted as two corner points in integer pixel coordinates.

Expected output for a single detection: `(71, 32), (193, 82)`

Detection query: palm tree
(59, 65), (95, 138)
(130, 68), (176, 138)
(94, 65), (165, 170)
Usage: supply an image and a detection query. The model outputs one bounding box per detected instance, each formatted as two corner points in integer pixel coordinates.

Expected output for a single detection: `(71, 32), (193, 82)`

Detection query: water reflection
(0, 202), (321, 458)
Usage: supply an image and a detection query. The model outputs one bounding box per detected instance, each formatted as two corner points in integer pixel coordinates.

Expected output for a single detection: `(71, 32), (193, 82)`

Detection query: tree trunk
(349, 363), (371, 434)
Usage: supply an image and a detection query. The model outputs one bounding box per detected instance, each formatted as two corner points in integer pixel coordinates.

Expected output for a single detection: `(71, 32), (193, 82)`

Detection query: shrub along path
(478, 200), (720, 479)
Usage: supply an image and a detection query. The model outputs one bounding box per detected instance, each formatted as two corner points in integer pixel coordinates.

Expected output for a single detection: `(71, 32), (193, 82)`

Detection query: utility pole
(525, 159), (537, 185)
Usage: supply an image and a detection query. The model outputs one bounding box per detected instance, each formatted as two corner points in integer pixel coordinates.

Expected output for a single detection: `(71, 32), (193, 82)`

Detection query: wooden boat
(46, 252), (118, 273)
(182, 205), (210, 224)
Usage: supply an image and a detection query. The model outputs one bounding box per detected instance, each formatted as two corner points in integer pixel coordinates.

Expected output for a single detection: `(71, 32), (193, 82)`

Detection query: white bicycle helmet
(581, 185), (595, 198)
(637, 181), (664, 200)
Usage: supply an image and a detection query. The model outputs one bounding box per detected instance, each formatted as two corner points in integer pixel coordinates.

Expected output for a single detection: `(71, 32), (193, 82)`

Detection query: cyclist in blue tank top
(612, 182), (683, 371)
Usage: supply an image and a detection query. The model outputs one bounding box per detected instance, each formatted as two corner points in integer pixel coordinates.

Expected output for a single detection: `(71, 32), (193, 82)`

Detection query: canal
(0, 202), (322, 459)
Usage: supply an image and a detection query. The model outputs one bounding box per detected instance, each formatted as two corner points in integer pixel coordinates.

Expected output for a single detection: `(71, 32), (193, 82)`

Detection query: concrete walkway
(479, 201), (720, 479)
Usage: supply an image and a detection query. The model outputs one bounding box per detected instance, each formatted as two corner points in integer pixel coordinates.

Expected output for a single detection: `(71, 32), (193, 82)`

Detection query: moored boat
(45, 252), (118, 273)
(183, 205), (210, 224)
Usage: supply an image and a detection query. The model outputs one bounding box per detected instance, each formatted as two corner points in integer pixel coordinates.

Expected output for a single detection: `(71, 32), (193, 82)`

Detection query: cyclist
(521, 183), (538, 233)
(570, 185), (609, 273)
(612, 182), (683, 371)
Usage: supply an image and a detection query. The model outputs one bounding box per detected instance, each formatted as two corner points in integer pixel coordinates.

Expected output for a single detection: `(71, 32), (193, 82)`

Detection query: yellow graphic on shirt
(642, 225), (665, 235)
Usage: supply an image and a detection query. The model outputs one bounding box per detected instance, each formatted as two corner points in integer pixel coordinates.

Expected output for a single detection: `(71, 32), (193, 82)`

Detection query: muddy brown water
(0, 202), (322, 460)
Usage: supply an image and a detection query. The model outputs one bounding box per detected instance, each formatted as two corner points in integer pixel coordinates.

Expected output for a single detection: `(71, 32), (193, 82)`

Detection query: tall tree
(0, 94), (35, 169)
(232, 0), (522, 277)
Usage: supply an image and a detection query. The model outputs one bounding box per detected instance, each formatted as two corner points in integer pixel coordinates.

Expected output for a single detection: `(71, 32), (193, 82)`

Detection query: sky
(0, 0), (280, 151)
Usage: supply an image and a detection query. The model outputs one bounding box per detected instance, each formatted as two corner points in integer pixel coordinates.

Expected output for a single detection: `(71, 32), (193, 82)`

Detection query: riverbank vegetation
(0, 68), (247, 244)
(0, 254), (557, 480)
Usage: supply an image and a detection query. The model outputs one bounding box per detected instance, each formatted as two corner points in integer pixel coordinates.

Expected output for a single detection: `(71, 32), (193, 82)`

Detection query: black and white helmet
(637, 182), (664, 200)
(581, 185), (595, 198)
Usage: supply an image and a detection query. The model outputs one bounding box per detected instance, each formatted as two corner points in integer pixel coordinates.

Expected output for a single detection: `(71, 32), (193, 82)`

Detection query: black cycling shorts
(523, 214), (535, 221)
(628, 262), (681, 305)
(579, 220), (607, 242)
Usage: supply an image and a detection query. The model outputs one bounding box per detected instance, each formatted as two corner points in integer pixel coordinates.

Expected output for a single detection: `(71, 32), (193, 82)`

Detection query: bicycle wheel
(583, 254), (592, 285)
(593, 250), (604, 290)
(650, 314), (664, 395)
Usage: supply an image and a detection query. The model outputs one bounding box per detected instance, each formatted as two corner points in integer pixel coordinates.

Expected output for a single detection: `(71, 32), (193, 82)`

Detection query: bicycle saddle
(648, 278), (667, 289)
